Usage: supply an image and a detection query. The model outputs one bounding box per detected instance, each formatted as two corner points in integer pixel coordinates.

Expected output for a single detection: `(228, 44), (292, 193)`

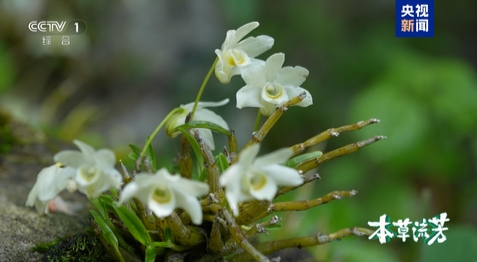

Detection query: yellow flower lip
(79, 166), (99, 182)
(250, 173), (268, 191)
(226, 53), (236, 67)
(265, 83), (283, 100)
(152, 186), (173, 204)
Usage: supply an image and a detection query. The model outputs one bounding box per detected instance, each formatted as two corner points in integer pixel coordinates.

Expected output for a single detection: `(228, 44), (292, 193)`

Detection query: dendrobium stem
(166, 212), (205, 246)
(289, 118), (381, 157)
(241, 92), (307, 159)
(277, 135), (386, 195)
(208, 212), (225, 253)
(227, 130), (238, 163)
(195, 131), (222, 194)
(297, 135), (387, 173)
(274, 190), (358, 213)
(230, 227), (375, 262)
(133, 198), (156, 231)
(179, 135), (193, 179)
(119, 160), (132, 184)
(255, 190), (358, 222)
(191, 57), (218, 119)
(244, 215), (282, 239)
(140, 107), (182, 159)
(223, 210), (269, 262)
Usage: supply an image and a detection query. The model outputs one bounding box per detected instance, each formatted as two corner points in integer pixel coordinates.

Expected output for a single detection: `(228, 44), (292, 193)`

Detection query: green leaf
(145, 246), (156, 262)
(217, 153), (229, 172)
(172, 121), (231, 137)
(90, 210), (120, 254)
(285, 151), (323, 168)
(99, 195), (116, 212)
(151, 241), (191, 252)
(128, 143), (141, 161)
(128, 152), (138, 161)
(113, 204), (151, 246)
(265, 224), (282, 230)
(164, 228), (172, 243)
(90, 198), (107, 219)
(129, 144), (142, 155)
(199, 167), (207, 182)
(176, 127), (204, 173)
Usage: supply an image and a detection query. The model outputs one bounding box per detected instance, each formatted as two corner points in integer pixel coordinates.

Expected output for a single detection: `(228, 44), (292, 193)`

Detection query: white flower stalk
(26, 164), (76, 213)
(53, 140), (122, 198)
(119, 168), (210, 225)
(215, 21), (274, 84)
(165, 99), (229, 150)
(236, 53), (313, 116)
(219, 144), (304, 216)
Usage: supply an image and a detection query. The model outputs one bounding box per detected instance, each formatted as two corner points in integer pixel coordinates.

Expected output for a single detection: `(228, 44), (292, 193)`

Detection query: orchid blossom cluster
(26, 22), (385, 262)
(26, 140), (122, 213)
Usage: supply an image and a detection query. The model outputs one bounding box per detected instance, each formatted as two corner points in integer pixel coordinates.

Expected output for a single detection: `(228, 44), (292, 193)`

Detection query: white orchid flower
(236, 53), (313, 116)
(219, 144), (304, 216)
(119, 168), (210, 225)
(165, 99), (229, 150)
(53, 140), (122, 198)
(26, 164), (76, 213)
(215, 21), (274, 84)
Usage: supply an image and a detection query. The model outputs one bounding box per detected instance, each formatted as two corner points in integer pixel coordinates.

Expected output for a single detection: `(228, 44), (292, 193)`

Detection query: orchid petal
(276, 66), (309, 87)
(174, 190), (203, 224)
(285, 87), (313, 108)
(255, 148), (293, 166)
(234, 35), (274, 57)
(265, 53), (285, 81)
(53, 151), (89, 169)
(261, 165), (304, 186)
(236, 85), (263, 109)
(226, 22), (260, 49)
(238, 144), (260, 168)
(95, 149), (116, 168)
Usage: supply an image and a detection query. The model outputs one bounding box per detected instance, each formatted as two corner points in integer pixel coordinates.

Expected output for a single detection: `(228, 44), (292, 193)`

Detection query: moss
(32, 231), (115, 262)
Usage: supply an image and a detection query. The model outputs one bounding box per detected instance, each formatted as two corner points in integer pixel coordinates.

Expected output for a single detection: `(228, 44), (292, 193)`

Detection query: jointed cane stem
(241, 92), (308, 155)
(273, 190), (357, 212)
(298, 135), (387, 173)
(223, 210), (269, 262)
(289, 118), (381, 157)
(231, 227), (375, 261)
(278, 135), (386, 196)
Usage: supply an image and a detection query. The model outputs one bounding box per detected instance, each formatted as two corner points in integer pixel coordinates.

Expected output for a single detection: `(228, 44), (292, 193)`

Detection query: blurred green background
(1, 0), (476, 261)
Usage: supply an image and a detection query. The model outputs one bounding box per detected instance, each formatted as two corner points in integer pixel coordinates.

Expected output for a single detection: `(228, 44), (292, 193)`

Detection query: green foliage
(128, 143), (142, 162)
(112, 204), (151, 246)
(175, 126), (205, 174)
(285, 151), (323, 168)
(216, 153), (229, 172)
(172, 120), (232, 137)
(90, 210), (122, 259)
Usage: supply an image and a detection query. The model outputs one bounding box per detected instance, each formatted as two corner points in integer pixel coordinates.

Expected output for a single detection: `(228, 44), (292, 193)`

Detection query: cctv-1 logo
(28, 21), (67, 33)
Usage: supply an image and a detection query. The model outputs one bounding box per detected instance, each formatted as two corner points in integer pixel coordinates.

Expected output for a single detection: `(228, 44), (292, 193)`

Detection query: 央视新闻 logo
(396, 0), (434, 38)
